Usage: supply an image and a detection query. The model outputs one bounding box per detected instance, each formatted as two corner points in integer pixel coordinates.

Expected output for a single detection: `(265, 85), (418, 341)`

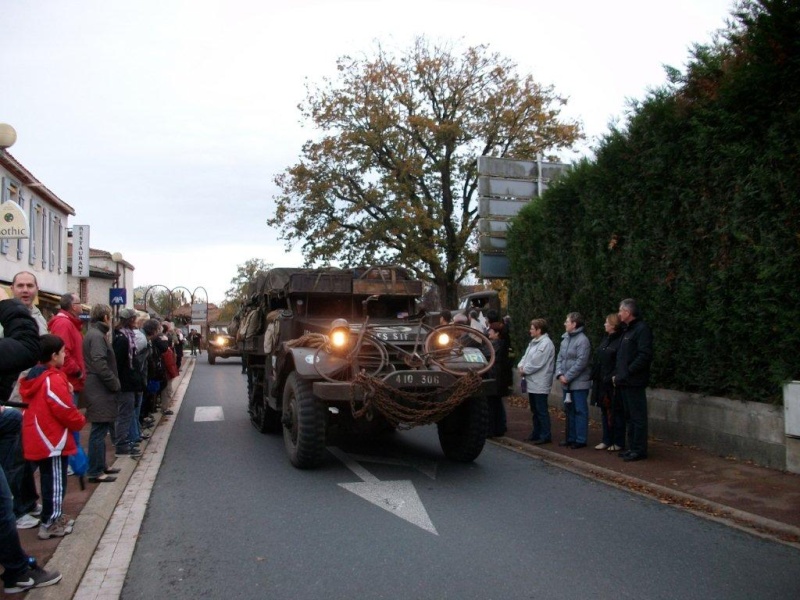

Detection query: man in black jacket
(1, 285), (45, 528)
(0, 287), (62, 592)
(614, 298), (654, 462)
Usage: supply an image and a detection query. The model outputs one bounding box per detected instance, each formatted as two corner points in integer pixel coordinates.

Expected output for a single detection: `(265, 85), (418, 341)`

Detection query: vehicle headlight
(434, 331), (451, 347)
(329, 319), (350, 352)
(215, 336), (225, 345)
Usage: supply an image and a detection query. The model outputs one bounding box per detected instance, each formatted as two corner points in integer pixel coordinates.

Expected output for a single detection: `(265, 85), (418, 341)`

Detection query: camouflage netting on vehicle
(349, 371), (482, 429)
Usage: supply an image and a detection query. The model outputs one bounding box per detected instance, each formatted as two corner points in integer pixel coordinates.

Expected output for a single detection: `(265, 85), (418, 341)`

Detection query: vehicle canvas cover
(249, 268), (352, 298)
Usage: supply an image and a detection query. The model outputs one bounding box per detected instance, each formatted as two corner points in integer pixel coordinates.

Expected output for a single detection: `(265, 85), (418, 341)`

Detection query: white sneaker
(16, 513), (40, 529)
(594, 442), (608, 450)
(29, 503), (43, 517)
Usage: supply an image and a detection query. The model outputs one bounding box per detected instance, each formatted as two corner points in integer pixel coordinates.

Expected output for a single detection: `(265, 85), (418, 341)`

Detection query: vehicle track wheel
(249, 372), (281, 434)
(282, 372), (326, 468)
(437, 396), (488, 462)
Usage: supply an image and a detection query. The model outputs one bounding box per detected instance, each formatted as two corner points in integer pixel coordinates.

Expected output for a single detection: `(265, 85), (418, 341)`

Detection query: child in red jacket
(20, 334), (87, 540)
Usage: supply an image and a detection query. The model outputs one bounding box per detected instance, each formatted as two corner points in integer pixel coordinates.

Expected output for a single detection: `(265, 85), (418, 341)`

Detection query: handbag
(147, 379), (161, 394)
(69, 444), (88, 477)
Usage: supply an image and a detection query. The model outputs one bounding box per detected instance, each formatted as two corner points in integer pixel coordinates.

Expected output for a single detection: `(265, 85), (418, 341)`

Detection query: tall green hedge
(507, 0), (800, 403)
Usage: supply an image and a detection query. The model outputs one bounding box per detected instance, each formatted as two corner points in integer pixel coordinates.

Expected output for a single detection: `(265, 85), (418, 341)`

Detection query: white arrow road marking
(346, 453), (439, 480)
(328, 447), (438, 535)
(194, 406), (224, 421)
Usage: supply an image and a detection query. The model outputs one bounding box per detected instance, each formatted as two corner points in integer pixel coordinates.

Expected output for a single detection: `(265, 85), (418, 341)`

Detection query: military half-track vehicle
(239, 266), (496, 469)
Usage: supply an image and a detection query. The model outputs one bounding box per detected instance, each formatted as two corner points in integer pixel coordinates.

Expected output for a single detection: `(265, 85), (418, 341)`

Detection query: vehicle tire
(437, 396), (488, 462)
(249, 371), (281, 434)
(208, 351), (216, 365)
(282, 372), (326, 469)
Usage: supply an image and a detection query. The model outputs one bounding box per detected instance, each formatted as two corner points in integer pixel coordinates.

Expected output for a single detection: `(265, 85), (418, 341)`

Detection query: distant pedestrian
(174, 328), (185, 370)
(614, 298), (654, 462)
(156, 324), (179, 415)
(438, 310), (452, 327)
(555, 312), (592, 449)
(591, 313), (624, 451)
(83, 304), (122, 483)
(20, 335), (86, 540)
(517, 318), (555, 445)
(189, 330), (201, 356)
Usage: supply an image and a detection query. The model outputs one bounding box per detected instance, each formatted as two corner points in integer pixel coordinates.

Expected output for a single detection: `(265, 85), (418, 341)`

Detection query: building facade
(0, 151), (75, 318)
(66, 246), (135, 310)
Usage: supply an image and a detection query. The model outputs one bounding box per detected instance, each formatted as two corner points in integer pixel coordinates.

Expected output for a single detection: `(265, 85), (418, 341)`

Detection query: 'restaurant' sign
(72, 225), (90, 278)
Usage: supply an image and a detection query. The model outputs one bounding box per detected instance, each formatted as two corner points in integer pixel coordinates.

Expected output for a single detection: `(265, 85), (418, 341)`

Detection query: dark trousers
(0, 464), (28, 584)
(0, 409), (38, 517)
(487, 396), (507, 436)
(88, 422), (114, 478)
(528, 393), (551, 441)
(620, 386), (648, 455)
(600, 392), (626, 448)
(141, 391), (156, 421)
(36, 456), (68, 527)
(114, 391), (135, 452)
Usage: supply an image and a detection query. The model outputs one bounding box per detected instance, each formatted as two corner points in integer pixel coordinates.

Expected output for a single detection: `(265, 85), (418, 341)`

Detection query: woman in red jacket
(20, 334), (86, 540)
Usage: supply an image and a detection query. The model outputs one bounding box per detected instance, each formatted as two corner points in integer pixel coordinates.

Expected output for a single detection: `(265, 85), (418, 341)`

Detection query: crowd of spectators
(0, 270), (189, 593)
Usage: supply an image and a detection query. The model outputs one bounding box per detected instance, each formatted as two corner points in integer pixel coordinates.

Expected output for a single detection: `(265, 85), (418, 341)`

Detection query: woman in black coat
(486, 322), (511, 437)
(590, 313), (624, 451)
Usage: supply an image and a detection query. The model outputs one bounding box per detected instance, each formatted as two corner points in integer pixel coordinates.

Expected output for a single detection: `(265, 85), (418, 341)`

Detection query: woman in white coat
(517, 318), (555, 444)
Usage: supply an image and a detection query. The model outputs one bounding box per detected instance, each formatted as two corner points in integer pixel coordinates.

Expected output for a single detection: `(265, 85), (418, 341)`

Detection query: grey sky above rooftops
(1, 0), (734, 303)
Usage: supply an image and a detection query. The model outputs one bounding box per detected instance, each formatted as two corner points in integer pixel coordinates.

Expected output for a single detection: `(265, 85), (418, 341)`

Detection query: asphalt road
(121, 359), (800, 600)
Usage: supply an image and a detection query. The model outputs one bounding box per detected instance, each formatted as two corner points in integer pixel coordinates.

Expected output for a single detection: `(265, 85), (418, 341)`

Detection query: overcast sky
(1, 0), (735, 304)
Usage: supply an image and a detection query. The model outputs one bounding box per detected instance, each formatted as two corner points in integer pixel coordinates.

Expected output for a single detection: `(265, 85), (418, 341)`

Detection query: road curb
(27, 359), (194, 600)
(490, 436), (800, 551)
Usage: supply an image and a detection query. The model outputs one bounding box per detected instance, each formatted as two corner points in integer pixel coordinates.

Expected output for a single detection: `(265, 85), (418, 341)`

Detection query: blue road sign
(109, 288), (127, 306)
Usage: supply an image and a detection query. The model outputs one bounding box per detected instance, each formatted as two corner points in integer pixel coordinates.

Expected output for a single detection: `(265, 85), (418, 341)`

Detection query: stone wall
(516, 370), (789, 470)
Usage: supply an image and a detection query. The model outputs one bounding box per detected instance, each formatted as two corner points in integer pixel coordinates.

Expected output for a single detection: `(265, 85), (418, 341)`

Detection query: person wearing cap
(112, 308), (143, 458)
(47, 293), (86, 406)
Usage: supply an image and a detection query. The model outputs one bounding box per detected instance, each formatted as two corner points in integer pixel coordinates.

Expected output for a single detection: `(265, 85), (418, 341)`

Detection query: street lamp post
(142, 284), (210, 327)
(142, 284), (173, 318)
(0, 123), (17, 154)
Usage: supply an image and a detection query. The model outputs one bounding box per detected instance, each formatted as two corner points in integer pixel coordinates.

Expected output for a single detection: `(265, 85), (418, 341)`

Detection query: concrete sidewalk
(6, 375), (800, 598)
(495, 397), (800, 548)
(1, 357), (195, 600)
